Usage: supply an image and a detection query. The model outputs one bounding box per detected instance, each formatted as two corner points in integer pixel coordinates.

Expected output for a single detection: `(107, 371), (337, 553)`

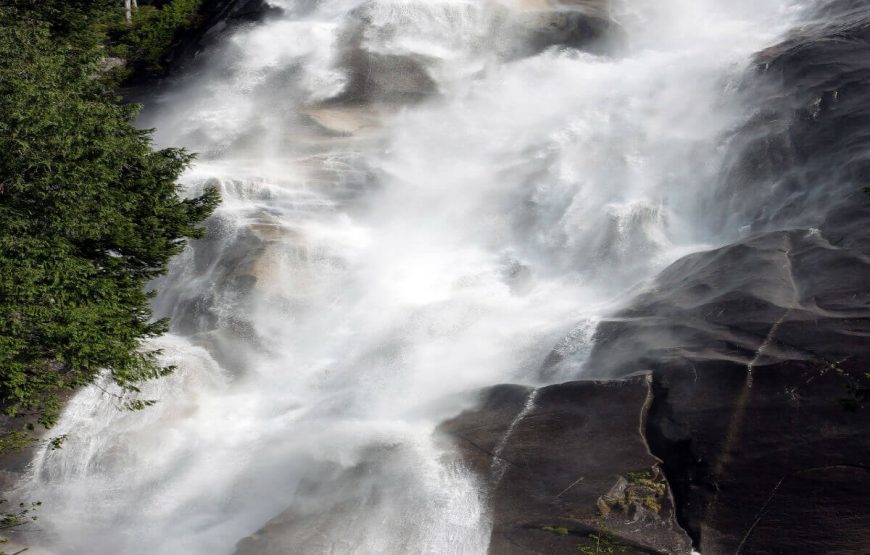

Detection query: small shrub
(599, 468), (667, 517)
(577, 529), (627, 555)
(625, 470), (666, 495)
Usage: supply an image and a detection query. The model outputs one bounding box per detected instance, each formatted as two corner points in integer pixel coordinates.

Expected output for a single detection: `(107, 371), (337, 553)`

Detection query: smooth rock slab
(440, 375), (693, 555)
(563, 217), (870, 554)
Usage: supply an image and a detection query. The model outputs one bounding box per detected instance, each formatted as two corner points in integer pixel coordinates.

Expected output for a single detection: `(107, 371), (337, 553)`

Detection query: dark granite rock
(440, 375), (693, 555)
(549, 195), (870, 555)
(705, 0), (870, 235)
(552, 202), (870, 554)
(537, 4), (870, 552)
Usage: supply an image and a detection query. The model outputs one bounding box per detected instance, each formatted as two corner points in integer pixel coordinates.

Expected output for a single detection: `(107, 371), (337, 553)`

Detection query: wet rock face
(565, 153), (870, 554)
(708, 0), (870, 234)
(580, 222), (870, 381)
(645, 360), (870, 555)
(542, 3), (870, 552)
(440, 376), (693, 555)
(574, 215), (870, 554)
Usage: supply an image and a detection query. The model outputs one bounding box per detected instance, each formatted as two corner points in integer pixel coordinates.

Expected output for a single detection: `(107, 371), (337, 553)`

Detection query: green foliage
(625, 470), (667, 509)
(2, 0), (207, 81)
(0, 431), (36, 455)
(47, 434), (68, 450)
(599, 468), (667, 517)
(542, 526), (570, 536)
(577, 519), (627, 555)
(625, 470), (666, 493)
(0, 0), (120, 51)
(0, 6), (218, 434)
(109, 0), (203, 76)
(577, 530), (626, 555)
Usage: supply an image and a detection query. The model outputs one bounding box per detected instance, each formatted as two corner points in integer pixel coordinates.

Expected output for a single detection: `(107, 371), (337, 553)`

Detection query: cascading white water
(16, 1), (808, 553)
(490, 389), (538, 483)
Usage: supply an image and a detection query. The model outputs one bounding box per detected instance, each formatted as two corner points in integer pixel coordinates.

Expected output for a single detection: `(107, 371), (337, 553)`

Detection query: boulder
(440, 375), (693, 555)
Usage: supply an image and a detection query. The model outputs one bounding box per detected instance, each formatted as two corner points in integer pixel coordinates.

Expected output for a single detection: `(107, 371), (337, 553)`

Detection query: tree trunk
(124, 0), (132, 23)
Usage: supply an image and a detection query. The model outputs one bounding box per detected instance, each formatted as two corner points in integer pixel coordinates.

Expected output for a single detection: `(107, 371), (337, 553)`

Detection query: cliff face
(443, 219), (870, 554)
(530, 2), (870, 552)
(584, 223), (870, 554)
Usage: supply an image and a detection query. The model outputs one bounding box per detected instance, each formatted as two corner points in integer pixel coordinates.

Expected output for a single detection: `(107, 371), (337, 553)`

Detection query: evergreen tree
(0, 5), (218, 434)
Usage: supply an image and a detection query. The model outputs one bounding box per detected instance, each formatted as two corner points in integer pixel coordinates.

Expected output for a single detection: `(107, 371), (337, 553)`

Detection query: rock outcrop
(479, 198), (870, 555)
(576, 220), (870, 554)
(706, 0), (870, 235)
(541, 2), (870, 551)
(440, 375), (693, 555)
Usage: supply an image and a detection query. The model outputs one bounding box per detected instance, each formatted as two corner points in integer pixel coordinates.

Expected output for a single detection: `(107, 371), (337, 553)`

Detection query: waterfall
(16, 0), (808, 553)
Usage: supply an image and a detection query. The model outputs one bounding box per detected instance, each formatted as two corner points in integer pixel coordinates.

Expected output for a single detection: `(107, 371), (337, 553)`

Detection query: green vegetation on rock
(577, 522), (627, 555)
(0, 2), (218, 442)
(597, 467), (668, 517)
